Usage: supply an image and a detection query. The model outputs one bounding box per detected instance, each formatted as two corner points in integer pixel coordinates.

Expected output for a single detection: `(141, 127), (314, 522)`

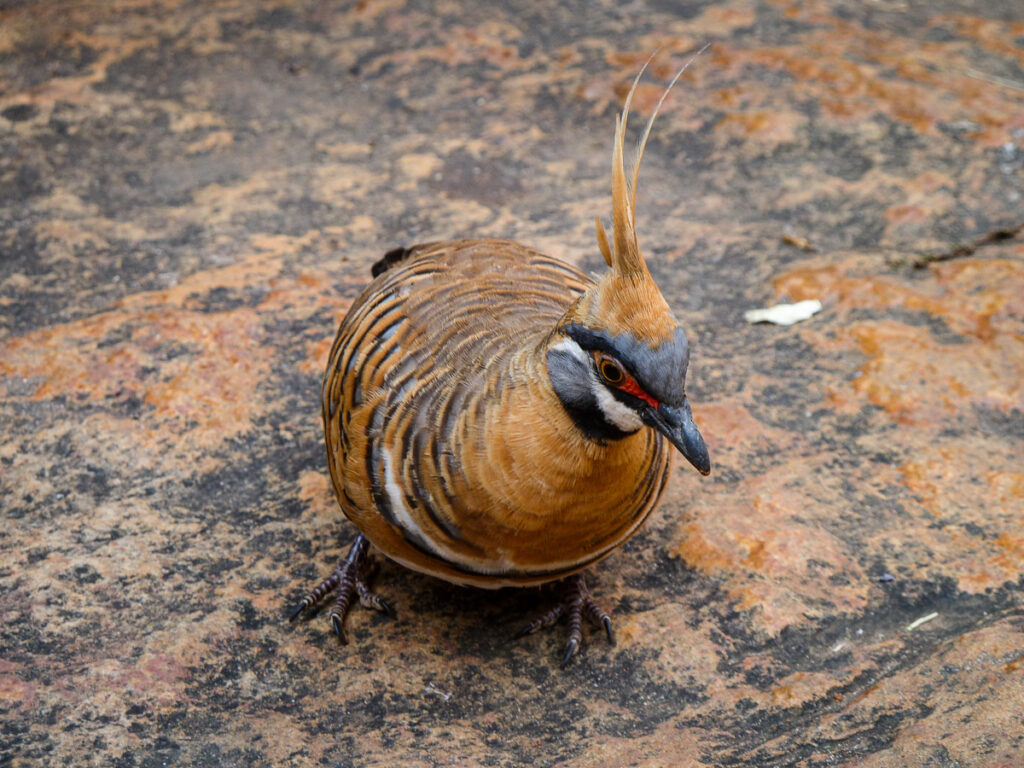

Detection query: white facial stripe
(552, 336), (588, 362)
(591, 374), (644, 431)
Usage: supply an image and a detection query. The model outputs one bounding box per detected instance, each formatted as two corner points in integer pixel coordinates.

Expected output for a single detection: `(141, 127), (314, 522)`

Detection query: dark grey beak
(641, 399), (711, 476)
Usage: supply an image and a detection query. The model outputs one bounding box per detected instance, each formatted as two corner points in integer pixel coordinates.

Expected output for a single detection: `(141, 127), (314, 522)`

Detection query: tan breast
(322, 238), (672, 588)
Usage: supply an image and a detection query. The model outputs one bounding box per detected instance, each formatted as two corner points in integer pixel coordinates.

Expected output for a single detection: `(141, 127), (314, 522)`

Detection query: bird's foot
(288, 533), (393, 643)
(515, 574), (615, 668)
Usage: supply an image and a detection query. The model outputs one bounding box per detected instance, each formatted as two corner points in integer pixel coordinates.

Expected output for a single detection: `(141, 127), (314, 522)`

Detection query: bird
(290, 54), (711, 668)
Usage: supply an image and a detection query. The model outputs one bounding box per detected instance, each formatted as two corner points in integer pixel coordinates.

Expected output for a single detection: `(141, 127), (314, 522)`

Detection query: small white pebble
(744, 299), (822, 326)
(906, 612), (939, 631)
(423, 683), (452, 702)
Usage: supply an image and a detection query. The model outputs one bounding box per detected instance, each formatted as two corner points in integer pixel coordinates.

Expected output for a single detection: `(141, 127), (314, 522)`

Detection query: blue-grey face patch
(564, 324), (690, 407)
(547, 339), (639, 443)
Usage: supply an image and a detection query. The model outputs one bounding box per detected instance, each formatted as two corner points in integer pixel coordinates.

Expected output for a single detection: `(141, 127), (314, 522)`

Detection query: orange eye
(596, 354), (625, 385)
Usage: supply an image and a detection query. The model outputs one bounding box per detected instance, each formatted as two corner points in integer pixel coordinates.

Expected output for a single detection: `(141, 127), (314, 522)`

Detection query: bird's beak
(641, 399), (711, 475)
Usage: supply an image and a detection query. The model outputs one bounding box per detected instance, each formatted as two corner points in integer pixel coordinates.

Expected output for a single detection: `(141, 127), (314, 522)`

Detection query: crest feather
(601, 45), (709, 279)
(595, 216), (612, 266)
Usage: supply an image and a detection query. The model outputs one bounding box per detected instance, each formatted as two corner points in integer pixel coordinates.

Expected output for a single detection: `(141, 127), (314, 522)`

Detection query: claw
(356, 573), (395, 617)
(602, 616), (615, 645)
(330, 612), (348, 644)
(288, 599), (310, 622)
(516, 574), (615, 668)
(374, 597), (395, 618)
(560, 636), (580, 669)
(288, 534), (390, 643)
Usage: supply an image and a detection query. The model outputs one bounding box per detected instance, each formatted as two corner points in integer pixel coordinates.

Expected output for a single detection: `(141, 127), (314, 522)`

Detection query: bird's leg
(516, 573), (616, 668)
(288, 533), (393, 643)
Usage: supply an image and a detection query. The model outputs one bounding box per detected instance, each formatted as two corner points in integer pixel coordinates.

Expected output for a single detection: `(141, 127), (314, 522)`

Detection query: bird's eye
(596, 354), (625, 385)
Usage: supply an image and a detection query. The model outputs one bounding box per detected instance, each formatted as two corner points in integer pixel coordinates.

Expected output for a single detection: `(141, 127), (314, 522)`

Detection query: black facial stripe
(562, 400), (637, 443)
(564, 323), (689, 407)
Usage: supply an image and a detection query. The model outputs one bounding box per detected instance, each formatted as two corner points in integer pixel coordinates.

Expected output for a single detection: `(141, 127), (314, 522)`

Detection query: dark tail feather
(371, 243), (435, 278)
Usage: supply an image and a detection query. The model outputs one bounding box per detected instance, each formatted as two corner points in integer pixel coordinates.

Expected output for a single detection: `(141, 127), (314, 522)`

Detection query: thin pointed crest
(595, 216), (612, 266)
(608, 53), (655, 277)
(603, 44), (708, 278)
(630, 43), (710, 224)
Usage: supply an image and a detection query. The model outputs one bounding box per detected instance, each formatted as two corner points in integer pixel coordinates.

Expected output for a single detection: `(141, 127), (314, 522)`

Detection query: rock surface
(1, 1), (1022, 766)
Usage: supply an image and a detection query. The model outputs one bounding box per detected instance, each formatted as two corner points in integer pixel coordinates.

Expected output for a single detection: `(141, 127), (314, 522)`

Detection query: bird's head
(548, 53), (710, 476)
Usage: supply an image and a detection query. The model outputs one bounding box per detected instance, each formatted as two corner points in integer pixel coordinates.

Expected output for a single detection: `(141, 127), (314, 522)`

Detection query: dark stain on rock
(2, 103), (38, 122)
(974, 405), (1024, 442)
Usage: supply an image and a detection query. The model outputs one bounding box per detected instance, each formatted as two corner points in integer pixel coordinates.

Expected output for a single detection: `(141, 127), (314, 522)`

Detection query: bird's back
(323, 238), (671, 588)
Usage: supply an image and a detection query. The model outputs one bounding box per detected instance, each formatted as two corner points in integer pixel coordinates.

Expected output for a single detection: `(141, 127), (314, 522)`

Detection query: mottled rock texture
(1, 1), (1022, 766)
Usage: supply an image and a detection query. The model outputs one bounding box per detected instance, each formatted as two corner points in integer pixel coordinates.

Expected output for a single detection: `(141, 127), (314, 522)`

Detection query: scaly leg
(288, 534), (393, 643)
(516, 574), (615, 668)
